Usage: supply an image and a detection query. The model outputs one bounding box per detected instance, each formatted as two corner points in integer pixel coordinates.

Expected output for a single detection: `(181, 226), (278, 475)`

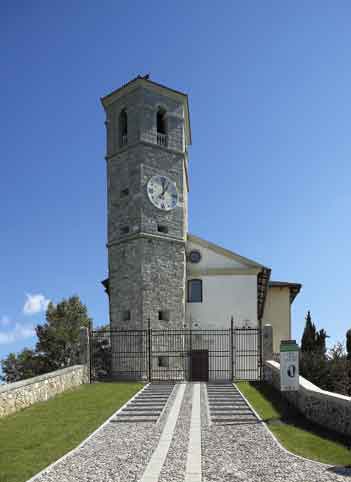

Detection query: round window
(188, 250), (201, 263)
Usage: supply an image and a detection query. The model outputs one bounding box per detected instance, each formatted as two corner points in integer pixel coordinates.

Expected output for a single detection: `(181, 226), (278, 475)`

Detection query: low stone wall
(264, 360), (351, 437)
(0, 365), (89, 418)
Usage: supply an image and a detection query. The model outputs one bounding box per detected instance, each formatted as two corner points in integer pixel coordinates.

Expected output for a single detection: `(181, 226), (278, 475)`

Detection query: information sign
(280, 340), (299, 391)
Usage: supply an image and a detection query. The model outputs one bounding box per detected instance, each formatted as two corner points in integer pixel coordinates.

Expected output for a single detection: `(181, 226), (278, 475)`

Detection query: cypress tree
(301, 311), (317, 352)
(315, 328), (328, 354)
(346, 329), (351, 360)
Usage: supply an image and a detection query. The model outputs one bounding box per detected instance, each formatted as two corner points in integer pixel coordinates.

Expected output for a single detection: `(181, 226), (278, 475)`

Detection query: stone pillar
(262, 324), (273, 381)
(79, 326), (90, 383)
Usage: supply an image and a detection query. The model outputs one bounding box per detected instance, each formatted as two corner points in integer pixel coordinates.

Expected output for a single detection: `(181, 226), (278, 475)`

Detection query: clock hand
(160, 179), (169, 197)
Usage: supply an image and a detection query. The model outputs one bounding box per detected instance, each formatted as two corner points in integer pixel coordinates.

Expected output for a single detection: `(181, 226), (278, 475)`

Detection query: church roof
(269, 281), (302, 304)
(187, 233), (269, 270)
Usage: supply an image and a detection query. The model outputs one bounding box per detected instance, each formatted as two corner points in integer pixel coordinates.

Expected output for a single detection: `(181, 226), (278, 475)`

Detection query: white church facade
(99, 75), (301, 379)
(186, 234), (300, 353)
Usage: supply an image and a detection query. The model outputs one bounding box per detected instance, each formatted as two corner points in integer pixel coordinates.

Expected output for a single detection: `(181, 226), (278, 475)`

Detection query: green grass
(0, 382), (143, 482)
(236, 381), (351, 466)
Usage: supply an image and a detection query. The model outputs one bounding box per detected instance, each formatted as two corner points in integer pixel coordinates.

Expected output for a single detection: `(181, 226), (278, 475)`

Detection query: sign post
(280, 340), (299, 391)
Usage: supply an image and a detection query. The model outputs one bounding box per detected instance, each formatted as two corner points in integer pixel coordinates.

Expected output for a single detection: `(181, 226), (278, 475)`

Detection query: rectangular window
(158, 310), (170, 321)
(122, 310), (131, 321)
(157, 224), (168, 234)
(187, 279), (203, 303)
(120, 226), (130, 235)
(120, 188), (129, 197)
(158, 356), (169, 368)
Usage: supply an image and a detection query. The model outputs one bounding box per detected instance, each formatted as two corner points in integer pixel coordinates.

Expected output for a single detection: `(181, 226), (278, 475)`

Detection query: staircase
(110, 383), (175, 423)
(207, 383), (258, 424)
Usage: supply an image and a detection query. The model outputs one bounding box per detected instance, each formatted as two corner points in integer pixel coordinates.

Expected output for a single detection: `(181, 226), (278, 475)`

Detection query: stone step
(124, 406), (163, 411)
(144, 387), (173, 391)
(135, 395), (169, 402)
(140, 395), (170, 398)
(121, 407), (162, 413)
(111, 417), (158, 423)
(207, 390), (240, 393)
(211, 411), (256, 418)
(136, 394), (170, 398)
(210, 405), (252, 413)
(120, 411), (161, 416)
(208, 394), (242, 398)
(207, 388), (240, 395)
(211, 410), (253, 416)
(211, 416), (257, 423)
(208, 393), (240, 396)
(143, 390), (172, 393)
(207, 387), (235, 390)
(141, 394), (170, 397)
(208, 398), (243, 402)
(208, 394), (239, 397)
(210, 405), (249, 409)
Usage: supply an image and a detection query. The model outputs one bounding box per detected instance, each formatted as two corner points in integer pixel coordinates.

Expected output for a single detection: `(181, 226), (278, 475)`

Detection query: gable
(186, 234), (266, 273)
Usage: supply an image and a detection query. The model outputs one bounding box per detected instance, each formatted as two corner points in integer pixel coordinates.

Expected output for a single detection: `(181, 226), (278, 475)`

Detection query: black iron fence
(90, 325), (261, 382)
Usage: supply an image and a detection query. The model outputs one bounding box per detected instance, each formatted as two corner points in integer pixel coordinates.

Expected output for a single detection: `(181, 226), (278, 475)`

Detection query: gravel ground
(31, 382), (351, 482)
(202, 391), (351, 482)
(32, 384), (179, 482)
(158, 383), (192, 482)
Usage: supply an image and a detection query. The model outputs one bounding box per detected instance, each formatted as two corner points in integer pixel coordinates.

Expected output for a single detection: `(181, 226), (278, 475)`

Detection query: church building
(101, 75), (301, 356)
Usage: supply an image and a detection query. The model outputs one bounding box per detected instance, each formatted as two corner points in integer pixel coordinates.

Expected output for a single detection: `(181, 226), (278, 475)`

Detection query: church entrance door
(190, 349), (209, 381)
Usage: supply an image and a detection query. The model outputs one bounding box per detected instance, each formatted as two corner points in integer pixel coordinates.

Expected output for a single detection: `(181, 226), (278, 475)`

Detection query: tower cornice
(107, 231), (186, 248)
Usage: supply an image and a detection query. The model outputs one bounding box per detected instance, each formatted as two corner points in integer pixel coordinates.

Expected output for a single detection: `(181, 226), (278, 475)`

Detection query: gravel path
(30, 382), (351, 482)
(202, 386), (351, 482)
(158, 383), (192, 482)
(32, 384), (179, 482)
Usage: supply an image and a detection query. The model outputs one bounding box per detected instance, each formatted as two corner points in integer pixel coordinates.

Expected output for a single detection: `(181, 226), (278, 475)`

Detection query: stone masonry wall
(0, 365), (88, 418)
(106, 83), (188, 332)
(264, 360), (351, 437)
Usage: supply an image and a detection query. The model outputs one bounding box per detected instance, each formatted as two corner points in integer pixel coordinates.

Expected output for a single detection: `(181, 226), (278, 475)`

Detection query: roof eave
(100, 76), (192, 146)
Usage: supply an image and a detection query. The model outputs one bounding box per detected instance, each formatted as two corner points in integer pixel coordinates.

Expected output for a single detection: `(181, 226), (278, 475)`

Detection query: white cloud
(23, 293), (50, 315)
(0, 322), (35, 345)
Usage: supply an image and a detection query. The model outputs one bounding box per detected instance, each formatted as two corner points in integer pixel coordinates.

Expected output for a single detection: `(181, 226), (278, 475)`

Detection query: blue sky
(1, 1), (351, 362)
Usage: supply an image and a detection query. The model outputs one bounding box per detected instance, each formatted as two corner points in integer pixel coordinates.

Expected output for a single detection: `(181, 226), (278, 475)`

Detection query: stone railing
(264, 360), (351, 437)
(0, 364), (89, 418)
(157, 132), (167, 146)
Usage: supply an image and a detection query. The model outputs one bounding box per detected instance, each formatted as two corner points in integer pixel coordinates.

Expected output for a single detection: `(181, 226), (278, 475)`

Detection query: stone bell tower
(101, 75), (191, 330)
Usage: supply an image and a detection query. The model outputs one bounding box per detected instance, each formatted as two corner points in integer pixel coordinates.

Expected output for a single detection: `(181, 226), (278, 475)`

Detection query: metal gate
(90, 326), (261, 382)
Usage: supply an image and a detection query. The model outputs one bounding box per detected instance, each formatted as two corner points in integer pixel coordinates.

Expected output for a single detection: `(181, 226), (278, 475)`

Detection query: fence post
(262, 324), (273, 381)
(148, 318), (152, 382)
(230, 316), (234, 381)
(79, 326), (91, 383)
(189, 327), (192, 382)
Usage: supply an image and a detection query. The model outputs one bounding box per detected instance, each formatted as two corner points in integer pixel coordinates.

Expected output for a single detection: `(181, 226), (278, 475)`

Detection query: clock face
(147, 175), (178, 211)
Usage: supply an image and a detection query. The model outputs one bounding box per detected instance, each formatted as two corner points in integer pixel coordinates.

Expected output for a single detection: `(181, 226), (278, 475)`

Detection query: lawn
(236, 381), (351, 466)
(0, 382), (143, 482)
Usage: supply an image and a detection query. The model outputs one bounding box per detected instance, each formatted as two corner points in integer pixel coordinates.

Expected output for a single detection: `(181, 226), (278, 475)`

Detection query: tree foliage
(0, 350), (46, 383)
(301, 311), (316, 353)
(1, 296), (92, 383)
(346, 329), (351, 360)
(301, 311), (328, 354)
(299, 311), (351, 395)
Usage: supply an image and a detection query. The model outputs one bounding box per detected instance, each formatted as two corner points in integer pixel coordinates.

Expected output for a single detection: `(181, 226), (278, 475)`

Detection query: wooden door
(190, 350), (209, 381)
